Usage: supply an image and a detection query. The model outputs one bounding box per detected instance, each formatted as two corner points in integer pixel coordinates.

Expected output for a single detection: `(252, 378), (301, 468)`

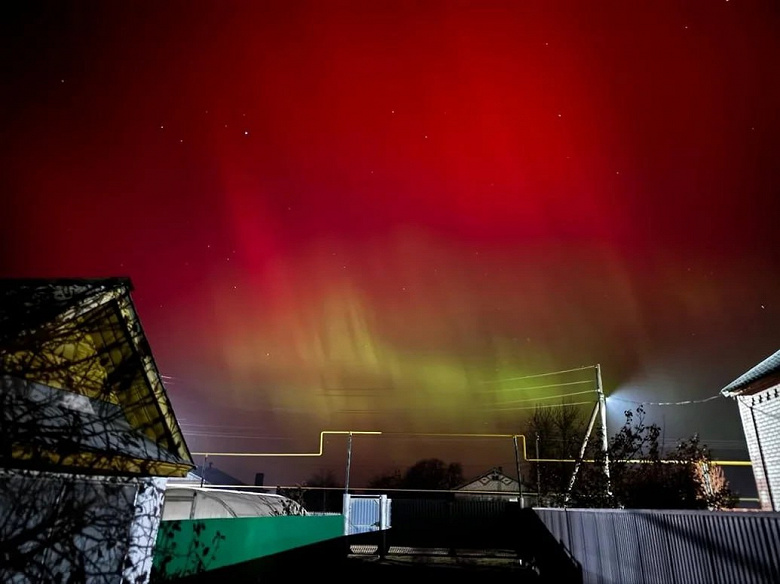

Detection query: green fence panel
(152, 514), (344, 579)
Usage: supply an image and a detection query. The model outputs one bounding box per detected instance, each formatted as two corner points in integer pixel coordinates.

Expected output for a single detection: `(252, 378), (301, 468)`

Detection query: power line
(494, 389), (597, 406)
(609, 394), (722, 407)
(481, 365), (596, 385)
(486, 400), (594, 412)
(488, 380), (595, 395)
(182, 423), (276, 430)
(183, 432), (290, 440)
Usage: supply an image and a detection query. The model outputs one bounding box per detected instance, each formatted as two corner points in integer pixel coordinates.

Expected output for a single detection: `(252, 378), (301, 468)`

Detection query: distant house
(167, 463), (247, 488)
(720, 349), (780, 511)
(455, 466), (523, 502)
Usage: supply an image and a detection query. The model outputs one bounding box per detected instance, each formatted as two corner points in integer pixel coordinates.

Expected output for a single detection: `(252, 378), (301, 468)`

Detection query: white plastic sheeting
(161, 486), (308, 520)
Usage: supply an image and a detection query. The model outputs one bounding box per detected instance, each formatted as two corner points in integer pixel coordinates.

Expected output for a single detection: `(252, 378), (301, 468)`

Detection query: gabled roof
(191, 464), (246, 486)
(456, 467), (520, 492)
(0, 278), (194, 477)
(721, 350), (780, 397)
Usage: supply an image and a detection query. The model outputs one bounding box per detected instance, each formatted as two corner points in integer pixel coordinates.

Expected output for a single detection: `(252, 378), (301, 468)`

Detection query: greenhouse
(161, 486), (308, 520)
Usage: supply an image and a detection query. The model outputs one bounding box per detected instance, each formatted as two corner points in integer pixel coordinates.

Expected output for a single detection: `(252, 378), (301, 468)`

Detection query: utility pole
(535, 432), (541, 503)
(513, 435), (524, 507)
(200, 455), (209, 487)
(596, 364), (611, 497)
(344, 431), (353, 494)
(566, 364), (611, 503)
(343, 432), (353, 538)
(566, 401), (600, 502)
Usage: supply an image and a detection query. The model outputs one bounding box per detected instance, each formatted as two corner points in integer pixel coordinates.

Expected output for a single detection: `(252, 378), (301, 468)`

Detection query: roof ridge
(721, 350), (780, 396)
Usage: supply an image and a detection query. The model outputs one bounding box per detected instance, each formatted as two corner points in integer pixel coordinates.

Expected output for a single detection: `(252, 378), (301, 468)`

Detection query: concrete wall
(0, 469), (163, 584)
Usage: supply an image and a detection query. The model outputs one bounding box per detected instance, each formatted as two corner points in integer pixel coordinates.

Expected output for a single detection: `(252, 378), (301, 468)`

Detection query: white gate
(342, 493), (391, 536)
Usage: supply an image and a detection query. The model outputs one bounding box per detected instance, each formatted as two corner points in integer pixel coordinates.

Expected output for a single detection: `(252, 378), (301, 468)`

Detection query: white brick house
(721, 350), (780, 511)
(455, 467), (522, 502)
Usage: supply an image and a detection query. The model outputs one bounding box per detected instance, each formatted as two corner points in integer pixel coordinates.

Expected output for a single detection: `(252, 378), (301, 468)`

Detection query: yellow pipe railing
(191, 430), (382, 457)
(192, 430), (751, 467)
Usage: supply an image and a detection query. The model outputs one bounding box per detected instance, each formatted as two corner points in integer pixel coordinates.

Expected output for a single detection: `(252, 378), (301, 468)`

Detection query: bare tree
(527, 403), (590, 505)
(568, 407), (737, 509)
(301, 469), (343, 513)
(366, 458), (464, 495)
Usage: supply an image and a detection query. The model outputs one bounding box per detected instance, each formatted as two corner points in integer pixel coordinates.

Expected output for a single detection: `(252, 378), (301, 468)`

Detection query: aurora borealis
(2, 1), (779, 487)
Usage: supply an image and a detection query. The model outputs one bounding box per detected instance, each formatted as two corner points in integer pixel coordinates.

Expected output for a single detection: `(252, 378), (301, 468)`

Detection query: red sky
(2, 1), (779, 488)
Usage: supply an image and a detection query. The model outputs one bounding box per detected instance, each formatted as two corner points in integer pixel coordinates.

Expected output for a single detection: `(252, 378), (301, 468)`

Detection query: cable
(480, 365), (596, 384)
(183, 432), (291, 440)
(609, 394), (722, 407)
(182, 423), (278, 430)
(481, 379), (595, 394)
(494, 389), (597, 406)
(486, 400), (594, 412)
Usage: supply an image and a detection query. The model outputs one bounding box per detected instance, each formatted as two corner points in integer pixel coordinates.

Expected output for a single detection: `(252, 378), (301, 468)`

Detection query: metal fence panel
(594, 510), (621, 584)
(706, 513), (760, 584)
(533, 509), (780, 584)
(634, 511), (673, 584)
(665, 512), (714, 584)
(344, 494), (391, 535)
(611, 511), (643, 584)
(362, 499), (780, 583)
(386, 497), (517, 551)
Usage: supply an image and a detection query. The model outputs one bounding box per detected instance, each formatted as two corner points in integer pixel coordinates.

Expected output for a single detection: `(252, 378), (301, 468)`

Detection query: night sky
(2, 1), (779, 489)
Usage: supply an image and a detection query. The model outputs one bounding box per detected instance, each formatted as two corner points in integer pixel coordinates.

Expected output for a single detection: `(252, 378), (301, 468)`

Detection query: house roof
(3, 376), (188, 470)
(191, 464), (246, 486)
(0, 278), (194, 476)
(457, 467), (520, 492)
(721, 350), (780, 397)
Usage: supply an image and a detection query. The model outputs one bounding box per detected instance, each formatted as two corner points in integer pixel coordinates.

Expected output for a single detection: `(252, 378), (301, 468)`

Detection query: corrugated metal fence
(344, 496), (780, 583)
(532, 508), (780, 584)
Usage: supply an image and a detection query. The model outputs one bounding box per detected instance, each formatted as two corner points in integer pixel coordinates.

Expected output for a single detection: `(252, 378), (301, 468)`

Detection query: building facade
(455, 466), (525, 502)
(0, 278), (194, 583)
(721, 350), (780, 511)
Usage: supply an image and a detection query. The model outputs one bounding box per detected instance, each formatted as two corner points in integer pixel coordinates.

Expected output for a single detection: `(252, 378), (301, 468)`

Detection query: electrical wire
(609, 394), (722, 407)
(486, 400), (594, 412)
(183, 432), (290, 440)
(182, 423), (275, 430)
(480, 365), (596, 384)
(494, 389), (596, 405)
(480, 379), (595, 394)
